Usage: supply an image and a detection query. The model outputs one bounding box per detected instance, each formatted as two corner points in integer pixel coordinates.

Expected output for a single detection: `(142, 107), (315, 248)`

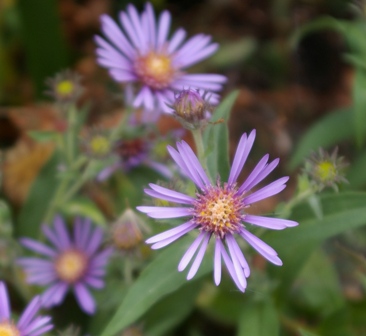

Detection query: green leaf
(294, 250), (344, 316)
(17, 0), (69, 97)
(345, 150), (366, 189)
(62, 197), (106, 226)
(289, 108), (352, 170)
(100, 236), (212, 336)
(299, 329), (321, 336)
(204, 90), (239, 180)
(28, 130), (60, 142)
(143, 280), (203, 336)
(353, 68), (366, 146)
(237, 299), (279, 336)
(16, 152), (60, 238)
(266, 192), (366, 295)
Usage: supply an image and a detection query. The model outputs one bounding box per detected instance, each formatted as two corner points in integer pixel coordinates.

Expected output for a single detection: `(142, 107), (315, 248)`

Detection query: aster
(97, 136), (172, 181)
(95, 2), (226, 113)
(137, 130), (298, 292)
(0, 281), (53, 336)
(18, 216), (112, 315)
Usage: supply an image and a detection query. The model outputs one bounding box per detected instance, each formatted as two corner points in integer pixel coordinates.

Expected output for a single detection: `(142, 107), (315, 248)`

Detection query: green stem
(191, 128), (211, 180)
(281, 188), (315, 218)
(66, 104), (77, 165)
(43, 156), (87, 223)
(110, 104), (134, 142)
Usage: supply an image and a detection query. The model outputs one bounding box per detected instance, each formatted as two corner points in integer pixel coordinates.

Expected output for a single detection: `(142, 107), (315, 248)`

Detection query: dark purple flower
(0, 281), (53, 336)
(95, 2), (226, 113)
(137, 130), (298, 292)
(18, 216), (112, 315)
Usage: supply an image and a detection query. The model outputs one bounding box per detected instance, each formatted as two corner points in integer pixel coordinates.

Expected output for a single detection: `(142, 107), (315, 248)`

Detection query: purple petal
(238, 154), (269, 193)
(150, 227), (193, 249)
(240, 229), (282, 266)
(85, 227), (103, 256)
(136, 206), (191, 219)
(26, 323), (53, 336)
(41, 283), (68, 308)
(178, 232), (205, 271)
(42, 225), (64, 251)
(76, 218), (92, 250)
(178, 141), (211, 187)
(214, 240), (222, 285)
(0, 282), (10, 319)
(239, 158), (280, 194)
(226, 237), (247, 289)
(226, 235), (250, 277)
(99, 15), (135, 58)
(178, 43), (218, 68)
(244, 176), (289, 205)
(157, 10), (171, 49)
(126, 4), (147, 53)
(74, 283), (96, 315)
(228, 130), (256, 185)
(20, 238), (57, 258)
(144, 160), (174, 179)
(20, 316), (51, 335)
(146, 221), (196, 244)
(144, 3), (156, 48)
(97, 162), (121, 181)
(167, 146), (200, 186)
(84, 276), (104, 289)
(108, 69), (137, 82)
(244, 215), (298, 230)
(168, 28), (186, 53)
(146, 183), (195, 205)
(187, 233), (210, 280)
(54, 215), (71, 250)
(218, 240), (246, 292)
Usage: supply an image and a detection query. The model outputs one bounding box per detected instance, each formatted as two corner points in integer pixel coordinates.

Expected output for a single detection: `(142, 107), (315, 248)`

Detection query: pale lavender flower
(137, 130), (298, 292)
(95, 2), (226, 113)
(0, 281), (53, 336)
(18, 216), (112, 315)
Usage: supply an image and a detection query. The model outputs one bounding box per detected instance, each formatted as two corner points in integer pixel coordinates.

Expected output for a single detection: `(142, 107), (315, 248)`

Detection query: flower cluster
(18, 216), (112, 314)
(138, 130), (298, 292)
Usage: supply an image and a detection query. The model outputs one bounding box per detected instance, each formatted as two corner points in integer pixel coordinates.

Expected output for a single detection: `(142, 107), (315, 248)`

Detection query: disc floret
(55, 249), (88, 284)
(193, 183), (245, 238)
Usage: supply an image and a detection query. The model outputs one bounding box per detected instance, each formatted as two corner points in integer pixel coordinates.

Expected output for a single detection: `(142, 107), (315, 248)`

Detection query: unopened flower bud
(111, 209), (150, 253)
(304, 147), (348, 191)
(171, 89), (212, 130)
(45, 70), (83, 104)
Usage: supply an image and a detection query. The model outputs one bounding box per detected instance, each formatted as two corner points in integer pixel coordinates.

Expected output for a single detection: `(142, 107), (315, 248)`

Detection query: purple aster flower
(137, 130), (298, 292)
(0, 281), (53, 336)
(18, 216), (112, 315)
(97, 137), (172, 181)
(95, 2), (226, 113)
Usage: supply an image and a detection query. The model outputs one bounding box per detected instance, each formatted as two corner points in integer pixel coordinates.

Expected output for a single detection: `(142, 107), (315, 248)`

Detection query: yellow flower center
(89, 135), (111, 156)
(134, 52), (175, 90)
(193, 185), (244, 238)
(56, 80), (74, 96)
(55, 249), (87, 283)
(0, 322), (20, 336)
(316, 161), (337, 182)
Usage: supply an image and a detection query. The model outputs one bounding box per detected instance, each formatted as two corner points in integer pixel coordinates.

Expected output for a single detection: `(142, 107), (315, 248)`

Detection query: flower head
(80, 128), (113, 160)
(110, 209), (150, 253)
(170, 89), (213, 130)
(95, 3), (226, 113)
(45, 70), (83, 104)
(0, 281), (53, 336)
(137, 130), (298, 292)
(18, 216), (112, 314)
(304, 147), (348, 191)
(97, 136), (172, 181)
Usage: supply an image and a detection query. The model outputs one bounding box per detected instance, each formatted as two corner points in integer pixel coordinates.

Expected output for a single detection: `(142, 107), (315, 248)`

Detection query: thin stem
(191, 128), (211, 180)
(281, 188), (315, 218)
